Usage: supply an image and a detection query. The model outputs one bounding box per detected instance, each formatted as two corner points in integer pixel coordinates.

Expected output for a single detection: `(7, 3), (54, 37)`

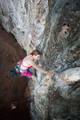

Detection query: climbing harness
(15, 59), (33, 78)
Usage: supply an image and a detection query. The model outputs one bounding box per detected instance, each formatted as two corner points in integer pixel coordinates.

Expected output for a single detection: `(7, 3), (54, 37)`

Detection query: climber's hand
(38, 64), (42, 67)
(46, 71), (53, 78)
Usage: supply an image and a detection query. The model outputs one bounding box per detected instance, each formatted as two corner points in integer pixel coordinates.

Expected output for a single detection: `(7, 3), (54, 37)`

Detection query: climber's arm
(32, 62), (48, 74)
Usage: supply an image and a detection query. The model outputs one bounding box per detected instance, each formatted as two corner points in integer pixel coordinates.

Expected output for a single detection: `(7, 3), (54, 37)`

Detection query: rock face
(0, 0), (48, 53)
(0, 0), (80, 120)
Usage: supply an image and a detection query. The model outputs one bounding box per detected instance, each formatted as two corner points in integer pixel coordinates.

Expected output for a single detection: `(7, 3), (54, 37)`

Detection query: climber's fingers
(38, 64), (42, 67)
(47, 71), (55, 77)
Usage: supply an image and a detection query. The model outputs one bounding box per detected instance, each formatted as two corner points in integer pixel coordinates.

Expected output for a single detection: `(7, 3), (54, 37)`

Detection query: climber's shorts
(15, 65), (33, 79)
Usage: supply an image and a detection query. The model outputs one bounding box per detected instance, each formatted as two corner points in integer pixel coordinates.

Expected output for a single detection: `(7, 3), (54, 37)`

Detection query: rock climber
(10, 49), (53, 80)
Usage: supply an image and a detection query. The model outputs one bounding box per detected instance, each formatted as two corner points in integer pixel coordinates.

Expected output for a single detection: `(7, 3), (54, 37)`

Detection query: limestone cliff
(0, 0), (80, 120)
(0, 0), (48, 53)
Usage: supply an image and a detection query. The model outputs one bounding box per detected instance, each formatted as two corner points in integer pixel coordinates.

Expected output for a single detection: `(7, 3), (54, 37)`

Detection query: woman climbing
(10, 49), (52, 80)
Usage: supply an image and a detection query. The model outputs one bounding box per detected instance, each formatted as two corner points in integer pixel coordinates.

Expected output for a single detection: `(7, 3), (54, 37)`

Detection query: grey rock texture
(0, 0), (48, 53)
(0, 0), (80, 120)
